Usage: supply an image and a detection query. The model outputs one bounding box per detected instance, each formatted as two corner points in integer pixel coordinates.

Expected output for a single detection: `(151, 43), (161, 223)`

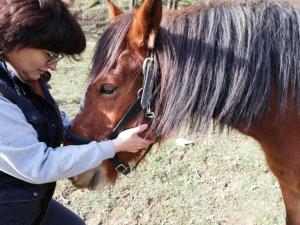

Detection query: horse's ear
(128, 0), (162, 49)
(106, 0), (124, 20)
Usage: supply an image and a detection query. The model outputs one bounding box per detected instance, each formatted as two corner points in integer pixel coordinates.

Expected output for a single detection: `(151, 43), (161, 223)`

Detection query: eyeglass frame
(44, 50), (64, 65)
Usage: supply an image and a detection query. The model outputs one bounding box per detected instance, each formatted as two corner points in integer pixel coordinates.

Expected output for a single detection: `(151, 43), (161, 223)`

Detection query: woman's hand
(112, 124), (153, 153)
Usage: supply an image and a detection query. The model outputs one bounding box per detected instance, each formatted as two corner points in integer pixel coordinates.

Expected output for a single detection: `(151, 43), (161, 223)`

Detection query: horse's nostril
(68, 177), (74, 181)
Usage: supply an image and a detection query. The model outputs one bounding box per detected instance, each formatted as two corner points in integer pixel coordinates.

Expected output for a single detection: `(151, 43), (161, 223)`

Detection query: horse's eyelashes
(99, 85), (117, 95)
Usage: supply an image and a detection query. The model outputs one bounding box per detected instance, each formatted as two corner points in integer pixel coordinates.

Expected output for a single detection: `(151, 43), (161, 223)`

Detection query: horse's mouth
(70, 168), (107, 190)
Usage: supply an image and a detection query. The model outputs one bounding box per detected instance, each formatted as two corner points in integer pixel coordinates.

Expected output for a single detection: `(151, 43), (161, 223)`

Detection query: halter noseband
(64, 51), (159, 175)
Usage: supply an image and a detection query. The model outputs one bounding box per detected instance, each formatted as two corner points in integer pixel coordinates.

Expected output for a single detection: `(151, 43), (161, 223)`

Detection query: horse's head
(69, 0), (162, 189)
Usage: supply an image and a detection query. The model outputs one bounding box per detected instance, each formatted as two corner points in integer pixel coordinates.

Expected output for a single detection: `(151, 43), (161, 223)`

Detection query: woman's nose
(47, 62), (58, 71)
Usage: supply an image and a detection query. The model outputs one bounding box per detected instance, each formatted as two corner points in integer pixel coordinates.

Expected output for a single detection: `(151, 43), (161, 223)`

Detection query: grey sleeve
(0, 96), (115, 184)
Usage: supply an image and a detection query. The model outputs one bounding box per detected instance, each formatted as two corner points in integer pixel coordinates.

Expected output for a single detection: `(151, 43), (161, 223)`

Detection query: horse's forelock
(90, 13), (134, 81)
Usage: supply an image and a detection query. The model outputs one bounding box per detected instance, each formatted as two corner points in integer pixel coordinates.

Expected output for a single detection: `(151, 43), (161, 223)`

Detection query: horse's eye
(99, 85), (117, 95)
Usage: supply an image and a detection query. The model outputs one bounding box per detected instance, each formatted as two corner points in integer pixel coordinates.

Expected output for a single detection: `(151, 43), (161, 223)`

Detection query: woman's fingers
(112, 124), (153, 153)
(125, 124), (148, 135)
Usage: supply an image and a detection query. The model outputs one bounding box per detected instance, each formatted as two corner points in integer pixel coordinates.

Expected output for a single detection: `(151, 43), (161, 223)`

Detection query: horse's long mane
(153, 0), (300, 137)
(91, 0), (300, 138)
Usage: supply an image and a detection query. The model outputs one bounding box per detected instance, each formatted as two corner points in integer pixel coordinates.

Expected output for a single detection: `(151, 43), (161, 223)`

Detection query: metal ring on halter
(142, 57), (154, 75)
(138, 88), (143, 97)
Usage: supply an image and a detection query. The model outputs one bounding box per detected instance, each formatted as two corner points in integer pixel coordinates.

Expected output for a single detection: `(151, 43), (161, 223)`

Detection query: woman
(0, 0), (152, 225)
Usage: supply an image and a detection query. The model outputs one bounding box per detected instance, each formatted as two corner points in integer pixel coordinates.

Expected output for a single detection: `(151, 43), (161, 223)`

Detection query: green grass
(50, 40), (285, 225)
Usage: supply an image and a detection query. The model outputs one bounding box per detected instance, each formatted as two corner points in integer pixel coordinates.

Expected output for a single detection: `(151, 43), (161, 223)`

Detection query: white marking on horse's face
(147, 31), (156, 49)
(72, 166), (108, 190)
(78, 94), (86, 114)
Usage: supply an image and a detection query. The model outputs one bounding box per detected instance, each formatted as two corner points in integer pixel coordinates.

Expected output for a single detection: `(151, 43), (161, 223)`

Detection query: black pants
(0, 174), (84, 225)
(42, 200), (85, 225)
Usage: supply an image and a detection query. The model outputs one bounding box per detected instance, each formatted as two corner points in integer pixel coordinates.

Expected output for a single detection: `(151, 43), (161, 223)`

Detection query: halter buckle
(115, 164), (131, 175)
(145, 106), (155, 119)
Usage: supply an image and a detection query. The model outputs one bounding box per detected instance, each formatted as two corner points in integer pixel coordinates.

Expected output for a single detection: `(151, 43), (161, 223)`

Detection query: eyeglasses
(45, 50), (64, 65)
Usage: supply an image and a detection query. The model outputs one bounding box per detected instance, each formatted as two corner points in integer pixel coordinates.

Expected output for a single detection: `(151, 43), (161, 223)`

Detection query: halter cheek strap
(140, 51), (157, 119)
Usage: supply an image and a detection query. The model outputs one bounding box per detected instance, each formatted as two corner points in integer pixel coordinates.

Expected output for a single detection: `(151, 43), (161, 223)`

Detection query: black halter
(64, 51), (158, 175)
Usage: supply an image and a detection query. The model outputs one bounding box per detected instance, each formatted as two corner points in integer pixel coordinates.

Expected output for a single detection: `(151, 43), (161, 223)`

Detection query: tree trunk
(168, 0), (173, 9)
(130, 0), (136, 9)
(174, 0), (179, 9)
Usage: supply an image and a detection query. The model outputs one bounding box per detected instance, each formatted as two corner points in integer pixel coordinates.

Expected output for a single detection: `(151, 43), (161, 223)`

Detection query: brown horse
(68, 0), (300, 224)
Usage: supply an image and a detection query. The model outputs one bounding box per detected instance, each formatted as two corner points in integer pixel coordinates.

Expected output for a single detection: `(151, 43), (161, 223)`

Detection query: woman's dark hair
(0, 0), (86, 57)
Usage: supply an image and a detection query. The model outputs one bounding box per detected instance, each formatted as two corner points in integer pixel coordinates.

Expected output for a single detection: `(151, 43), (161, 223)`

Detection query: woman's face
(5, 47), (59, 82)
